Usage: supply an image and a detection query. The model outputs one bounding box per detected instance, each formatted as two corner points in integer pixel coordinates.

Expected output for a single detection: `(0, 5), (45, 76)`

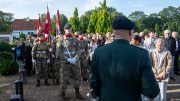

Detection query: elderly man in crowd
(163, 30), (176, 81)
(172, 31), (180, 75)
(150, 38), (172, 101)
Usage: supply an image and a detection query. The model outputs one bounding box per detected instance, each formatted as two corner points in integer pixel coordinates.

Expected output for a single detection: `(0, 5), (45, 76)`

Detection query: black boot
(60, 92), (65, 101)
(44, 79), (49, 86)
(36, 79), (40, 87)
(56, 79), (60, 85)
(75, 88), (85, 100)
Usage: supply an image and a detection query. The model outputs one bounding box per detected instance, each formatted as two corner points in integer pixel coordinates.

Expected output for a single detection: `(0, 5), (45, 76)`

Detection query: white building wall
(12, 30), (37, 38)
(0, 34), (13, 42)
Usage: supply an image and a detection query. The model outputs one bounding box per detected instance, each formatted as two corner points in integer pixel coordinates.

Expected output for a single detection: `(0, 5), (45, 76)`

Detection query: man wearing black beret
(90, 16), (160, 101)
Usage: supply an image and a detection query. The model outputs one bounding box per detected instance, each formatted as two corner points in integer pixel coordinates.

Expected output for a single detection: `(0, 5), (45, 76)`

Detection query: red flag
(37, 14), (41, 37)
(44, 5), (52, 42)
(56, 10), (61, 36)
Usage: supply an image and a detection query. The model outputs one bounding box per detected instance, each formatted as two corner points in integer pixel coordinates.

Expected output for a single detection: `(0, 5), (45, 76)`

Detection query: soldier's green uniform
(59, 23), (84, 101)
(77, 37), (89, 80)
(52, 37), (62, 84)
(32, 34), (50, 87)
(59, 35), (80, 91)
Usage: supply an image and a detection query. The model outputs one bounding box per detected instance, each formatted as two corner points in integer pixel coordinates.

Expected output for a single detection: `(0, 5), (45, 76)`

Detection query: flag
(37, 14), (41, 37)
(44, 5), (52, 42)
(56, 10), (61, 36)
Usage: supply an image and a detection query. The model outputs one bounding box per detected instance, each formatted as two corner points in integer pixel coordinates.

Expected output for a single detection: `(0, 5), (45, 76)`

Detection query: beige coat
(150, 48), (172, 82)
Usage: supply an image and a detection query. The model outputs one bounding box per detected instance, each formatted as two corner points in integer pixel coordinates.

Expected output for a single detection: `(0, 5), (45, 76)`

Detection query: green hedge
(0, 41), (18, 75)
(0, 51), (13, 60)
(0, 60), (18, 75)
(0, 41), (12, 52)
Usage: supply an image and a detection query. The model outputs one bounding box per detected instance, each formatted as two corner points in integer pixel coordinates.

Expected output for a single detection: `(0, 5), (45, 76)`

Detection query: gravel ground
(0, 74), (180, 101)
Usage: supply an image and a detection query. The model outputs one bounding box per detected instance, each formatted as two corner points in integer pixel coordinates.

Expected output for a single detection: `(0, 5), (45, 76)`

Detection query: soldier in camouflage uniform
(59, 23), (84, 100)
(32, 32), (50, 87)
(51, 34), (62, 85)
(77, 32), (90, 81)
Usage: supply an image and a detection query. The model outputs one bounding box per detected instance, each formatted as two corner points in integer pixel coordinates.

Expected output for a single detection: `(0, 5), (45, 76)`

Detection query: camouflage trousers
(60, 61), (80, 92)
(36, 59), (49, 80)
(53, 58), (60, 79)
(80, 59), (90, 80)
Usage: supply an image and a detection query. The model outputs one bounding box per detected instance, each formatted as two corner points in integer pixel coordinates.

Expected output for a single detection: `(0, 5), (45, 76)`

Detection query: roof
(11, 18), (44, 30)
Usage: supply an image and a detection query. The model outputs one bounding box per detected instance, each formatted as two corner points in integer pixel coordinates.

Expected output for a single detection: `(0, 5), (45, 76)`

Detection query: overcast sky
(0, 0), (179, 19)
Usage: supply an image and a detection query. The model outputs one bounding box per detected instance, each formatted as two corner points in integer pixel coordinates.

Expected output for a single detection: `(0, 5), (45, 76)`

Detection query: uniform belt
(78, 50), (85, 52)
(36, 51), (46, 54)
(63, 51), (75, 55)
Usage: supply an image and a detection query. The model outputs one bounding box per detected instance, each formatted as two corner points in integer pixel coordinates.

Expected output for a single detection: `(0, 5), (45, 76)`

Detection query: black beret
(64, 23), (72, 29)
(112, 16), (135, 30)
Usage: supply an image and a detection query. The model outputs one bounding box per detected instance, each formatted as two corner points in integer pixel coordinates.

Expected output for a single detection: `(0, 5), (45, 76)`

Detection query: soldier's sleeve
(75, 39), (80, 58)
(46, 43), (51, 58)
(140, 51), (160, 99)
(90, 49), (101, 97)
(32, 43), (37, 59)
(85, 41), (89, 56)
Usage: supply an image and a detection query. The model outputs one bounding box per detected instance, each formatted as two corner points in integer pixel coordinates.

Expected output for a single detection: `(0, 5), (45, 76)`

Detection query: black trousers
(25, 61), (32, 74)
(174, 51), (179, 73)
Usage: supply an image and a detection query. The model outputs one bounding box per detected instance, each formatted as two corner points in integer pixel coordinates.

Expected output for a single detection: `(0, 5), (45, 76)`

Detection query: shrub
(0, 41), (12, 52)
(0, 51), (13, 60)
(0, 60), (18, 75)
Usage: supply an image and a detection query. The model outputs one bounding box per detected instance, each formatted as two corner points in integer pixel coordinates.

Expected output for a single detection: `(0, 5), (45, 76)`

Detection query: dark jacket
(164, 36), (176, 56)
(24, 46), (32, 62)
(14, 45), (25, 61)
(90, 39), (160, 101)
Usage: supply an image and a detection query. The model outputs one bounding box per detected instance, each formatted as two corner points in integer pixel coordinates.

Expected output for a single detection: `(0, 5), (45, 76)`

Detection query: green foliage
(155, 23), (162, 36)
(69, 7), (80, 32)
(0, 41), (12, 52)
(0, 52), (13, 60)
(19, 32), (26, 39)
(40, 13), (46, 23)
(80, 15), (89, 33)
(87, 9), (98, 33)
(0, 10), (14, 33)
(129, 11), (146, 22)
(95, 0), (112, 35)
(0, 60), (18, 76)
(0, 41), (18, 75)
(60, 14), (68, 34)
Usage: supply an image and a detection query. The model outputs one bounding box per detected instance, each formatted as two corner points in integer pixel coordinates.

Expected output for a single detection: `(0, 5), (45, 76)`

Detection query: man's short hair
(112, 16), (135, 30)
(149, 28), (155, 33)
(132, 35), (142, 43)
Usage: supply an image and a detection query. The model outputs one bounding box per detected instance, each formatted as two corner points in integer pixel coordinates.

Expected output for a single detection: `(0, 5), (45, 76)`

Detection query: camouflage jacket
(32, 41), (50, 59)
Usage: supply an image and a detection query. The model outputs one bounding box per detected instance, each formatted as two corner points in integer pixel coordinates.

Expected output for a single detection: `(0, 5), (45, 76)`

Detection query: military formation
(30, 23), (100, 100)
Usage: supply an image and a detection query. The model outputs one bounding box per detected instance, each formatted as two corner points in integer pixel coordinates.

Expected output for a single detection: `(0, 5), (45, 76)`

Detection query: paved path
(0, 74), (180, 101)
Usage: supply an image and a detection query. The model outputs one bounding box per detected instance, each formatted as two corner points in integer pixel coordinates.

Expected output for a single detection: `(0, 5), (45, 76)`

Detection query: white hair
(164, 29), (171, 34)
(155, 38), (165, 46)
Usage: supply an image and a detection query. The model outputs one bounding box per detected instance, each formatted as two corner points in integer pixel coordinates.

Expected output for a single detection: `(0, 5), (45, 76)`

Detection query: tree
(0, 10), (14, 33)
(60, 14), (68, 34)
(19, 32), (26, 39)
(80, 15), (89, 33)
(155, 23), (162, 36)
(107, 7), (123, 21)
(128, 11), (146, 22)
(40, 13), (46, 23)
(95, 0), (112, 35)
(87, 9), (98, 33)
(69, 7), (80, 32)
